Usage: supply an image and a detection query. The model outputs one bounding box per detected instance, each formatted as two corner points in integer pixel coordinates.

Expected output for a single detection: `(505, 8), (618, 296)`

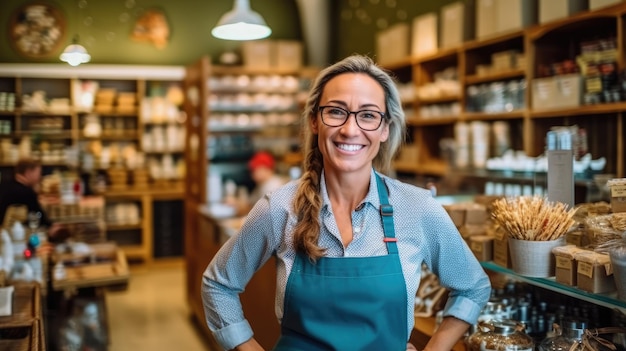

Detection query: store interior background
(0, 1), (464, 350)
(2, 0), (625, 350)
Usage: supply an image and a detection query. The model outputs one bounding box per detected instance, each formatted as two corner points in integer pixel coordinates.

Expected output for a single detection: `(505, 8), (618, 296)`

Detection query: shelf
(417, 95), (460, 104)
(380, 57), (414, 71)
(529, 102), (626, 118)
(395, 160), (448, 177)
(463, 30), (525, 51)
(482, 261), (626, 313)
(107, 223), (143, 231)
(415, 47), (460, 64)
(407, 116), (458, 126)
(120, 245), (147, 259)
(143, 149), (184, 154)
(0, 110), (16, 115)
(464, 69), (526, 85)
(462, 110), (525, 121)
(453, 169), (595, 187)
(13, 130), (73, 138)
(88, 132), (139, 140)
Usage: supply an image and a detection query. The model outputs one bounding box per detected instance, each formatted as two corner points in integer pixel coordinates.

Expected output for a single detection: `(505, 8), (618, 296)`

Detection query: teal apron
(273, 174), (408, 351)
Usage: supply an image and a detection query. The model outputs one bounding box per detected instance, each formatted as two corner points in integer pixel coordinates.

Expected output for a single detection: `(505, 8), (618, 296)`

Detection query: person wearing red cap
(248, 151), (287, 205)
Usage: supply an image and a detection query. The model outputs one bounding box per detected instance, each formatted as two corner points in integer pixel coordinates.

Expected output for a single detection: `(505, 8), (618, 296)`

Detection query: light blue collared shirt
(202, 169), (491, 350)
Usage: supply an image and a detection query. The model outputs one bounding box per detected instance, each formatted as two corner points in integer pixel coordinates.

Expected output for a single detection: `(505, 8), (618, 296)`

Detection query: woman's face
(312, 73), (389, 176)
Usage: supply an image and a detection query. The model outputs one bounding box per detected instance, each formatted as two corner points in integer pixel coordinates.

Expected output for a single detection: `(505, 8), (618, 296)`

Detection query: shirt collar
(320, 169), (382, 214)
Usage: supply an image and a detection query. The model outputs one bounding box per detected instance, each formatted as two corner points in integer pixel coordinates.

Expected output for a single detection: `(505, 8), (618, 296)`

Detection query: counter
(186, 207), (280, 350)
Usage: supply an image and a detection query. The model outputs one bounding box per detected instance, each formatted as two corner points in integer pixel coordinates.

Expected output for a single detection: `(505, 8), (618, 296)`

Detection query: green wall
(0, 0), (301, 65)
(1, 0), (461, 66)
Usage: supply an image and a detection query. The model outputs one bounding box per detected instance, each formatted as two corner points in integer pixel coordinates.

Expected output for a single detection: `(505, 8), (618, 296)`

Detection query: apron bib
(273, 174), (408, 351)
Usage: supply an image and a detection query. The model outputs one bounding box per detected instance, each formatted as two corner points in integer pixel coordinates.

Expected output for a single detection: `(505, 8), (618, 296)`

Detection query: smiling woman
(9, 3), (66, 58)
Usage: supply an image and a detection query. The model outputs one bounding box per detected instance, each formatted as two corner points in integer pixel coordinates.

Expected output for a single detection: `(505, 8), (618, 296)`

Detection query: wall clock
(9, 3), (67, 58)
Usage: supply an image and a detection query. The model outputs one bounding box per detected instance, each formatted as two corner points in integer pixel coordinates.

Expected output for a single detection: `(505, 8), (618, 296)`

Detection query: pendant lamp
(60, 36), (91, 66)
(211, 0), (272, 41)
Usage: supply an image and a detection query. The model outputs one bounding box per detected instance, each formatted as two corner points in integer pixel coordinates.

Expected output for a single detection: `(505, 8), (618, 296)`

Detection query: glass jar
(467, 320), (534, 351)
(538, 320), (587, 351)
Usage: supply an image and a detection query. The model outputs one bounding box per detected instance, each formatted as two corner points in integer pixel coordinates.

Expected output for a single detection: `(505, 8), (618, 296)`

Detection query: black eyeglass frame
(317, 105), (387, 131)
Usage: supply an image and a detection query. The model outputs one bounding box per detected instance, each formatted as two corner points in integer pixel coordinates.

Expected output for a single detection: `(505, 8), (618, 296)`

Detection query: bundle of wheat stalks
(491, 196), (577, 241)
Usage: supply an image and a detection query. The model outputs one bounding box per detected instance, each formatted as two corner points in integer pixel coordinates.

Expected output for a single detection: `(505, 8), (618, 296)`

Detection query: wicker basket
(0, 283), (43, 351)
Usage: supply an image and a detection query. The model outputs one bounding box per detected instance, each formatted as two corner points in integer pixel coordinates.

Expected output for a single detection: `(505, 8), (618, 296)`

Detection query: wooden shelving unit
(0, 64), (186, 263)
(383, 3), (626, 188)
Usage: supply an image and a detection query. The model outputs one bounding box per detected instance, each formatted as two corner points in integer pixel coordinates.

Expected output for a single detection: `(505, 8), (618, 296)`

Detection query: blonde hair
(292, 55), (406, 260)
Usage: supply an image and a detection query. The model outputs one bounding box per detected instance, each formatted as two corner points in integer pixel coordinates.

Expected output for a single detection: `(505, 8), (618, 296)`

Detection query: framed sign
(9, 3), (67, 58)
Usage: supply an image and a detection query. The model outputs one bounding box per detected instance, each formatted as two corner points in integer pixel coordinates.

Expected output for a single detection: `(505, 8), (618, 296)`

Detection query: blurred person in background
(0, 158), (64, 241)
(248, 151), (287, 205)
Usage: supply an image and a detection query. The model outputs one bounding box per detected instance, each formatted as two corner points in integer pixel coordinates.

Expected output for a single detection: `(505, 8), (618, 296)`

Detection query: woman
(202, 55), (491, 351)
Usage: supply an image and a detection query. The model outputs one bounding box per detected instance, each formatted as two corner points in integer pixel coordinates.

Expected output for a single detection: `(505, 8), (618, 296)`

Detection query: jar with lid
(467, 320), (534, 351)
(538, 319), (587, 351)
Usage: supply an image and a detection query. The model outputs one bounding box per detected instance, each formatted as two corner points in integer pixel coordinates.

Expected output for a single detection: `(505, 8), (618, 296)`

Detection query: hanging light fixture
(211, 0), (272, 41)
(60, 35), (91, 66)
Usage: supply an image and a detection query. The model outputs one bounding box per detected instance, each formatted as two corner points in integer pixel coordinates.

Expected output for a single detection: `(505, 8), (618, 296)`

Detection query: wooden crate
(51, 242), (129, 291)
(0, 283), (43, 351)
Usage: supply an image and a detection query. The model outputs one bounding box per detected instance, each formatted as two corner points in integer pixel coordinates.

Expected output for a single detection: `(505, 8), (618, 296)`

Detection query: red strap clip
(383, 238), (398, 242)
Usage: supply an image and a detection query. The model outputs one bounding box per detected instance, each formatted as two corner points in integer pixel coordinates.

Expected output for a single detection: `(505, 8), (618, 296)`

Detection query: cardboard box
(491, 50), (521, 72)
(496, 0), (538, 33)
(531, 74), (583, 110)
(575, 251), (615, 294)
(470, 235), (494, 261)
(465, 203), (488, 225)
(440, 1), (475, 48)
(540, 0), (588, 23)
(444, 204), (466, 227)
(458, 224), (488, 240)
(493, 236), (512, 268)
(476, 0), (497, 39)
(377, 22), (410, 66)
(242, 40), (272, 70)
(608, 179), (626, 213)
(274, 40), (303, 71)
(412, 12), (438, 58)
(552, 245), (585, 286)
(589, 0), (624, 9)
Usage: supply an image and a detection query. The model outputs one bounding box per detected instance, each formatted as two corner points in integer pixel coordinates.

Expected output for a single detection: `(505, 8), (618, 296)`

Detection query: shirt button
(353, 226), (361, 233)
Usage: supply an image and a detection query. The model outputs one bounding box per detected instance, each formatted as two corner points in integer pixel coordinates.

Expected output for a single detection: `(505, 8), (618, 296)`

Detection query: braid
(292, 147), (325, 260)
(290, 54), (406, 261)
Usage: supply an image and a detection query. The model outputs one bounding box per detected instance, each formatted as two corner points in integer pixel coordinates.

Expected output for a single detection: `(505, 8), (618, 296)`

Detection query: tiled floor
(106, 262), (213, 351)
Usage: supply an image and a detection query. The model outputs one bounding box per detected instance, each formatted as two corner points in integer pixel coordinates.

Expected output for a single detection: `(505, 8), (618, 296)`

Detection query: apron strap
(375, 173), (398, 254)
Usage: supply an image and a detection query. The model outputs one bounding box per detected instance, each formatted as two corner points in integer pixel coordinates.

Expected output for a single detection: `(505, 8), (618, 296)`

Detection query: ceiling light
(60, 36), (90, 66)
(211, 0), (272, 41)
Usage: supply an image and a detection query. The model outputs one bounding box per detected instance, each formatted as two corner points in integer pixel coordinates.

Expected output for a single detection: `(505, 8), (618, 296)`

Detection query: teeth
(337, 143), (362, 152)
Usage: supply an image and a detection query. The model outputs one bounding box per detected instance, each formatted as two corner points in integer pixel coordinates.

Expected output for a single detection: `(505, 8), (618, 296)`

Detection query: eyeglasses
(318, 105), (386, 131)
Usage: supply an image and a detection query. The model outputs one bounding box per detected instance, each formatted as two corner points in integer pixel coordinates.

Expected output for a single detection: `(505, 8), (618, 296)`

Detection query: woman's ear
(310, 114), (319, 134)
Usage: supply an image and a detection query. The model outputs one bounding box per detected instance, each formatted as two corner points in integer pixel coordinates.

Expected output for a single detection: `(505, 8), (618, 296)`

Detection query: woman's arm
(423, 316), (470, 351)
(202, 197), (279, 350)
(233, 338), (265, 351)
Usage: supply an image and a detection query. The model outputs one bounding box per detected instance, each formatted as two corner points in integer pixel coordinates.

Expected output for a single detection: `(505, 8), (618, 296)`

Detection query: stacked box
(589, 0), (624, 9)
(552, 245), (586, 286)
(411, 13), (437, 58)
(470, 235), (494, 261)
(608, 178), (626, 213)
(539, 0), (588, 23)
(94, 88), (116, 114)
(440, 1), (475, 48)
(575, 251), (615, 293)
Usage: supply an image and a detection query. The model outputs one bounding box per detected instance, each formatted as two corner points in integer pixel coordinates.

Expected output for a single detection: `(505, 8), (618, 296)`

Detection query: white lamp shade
(211, 0), (271, 40)
(60, 44), (91, 66)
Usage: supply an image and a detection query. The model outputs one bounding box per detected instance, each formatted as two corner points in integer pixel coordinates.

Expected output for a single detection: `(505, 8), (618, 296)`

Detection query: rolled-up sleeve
(423, 197), (491, 325)
(202, 197), (276, 350)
